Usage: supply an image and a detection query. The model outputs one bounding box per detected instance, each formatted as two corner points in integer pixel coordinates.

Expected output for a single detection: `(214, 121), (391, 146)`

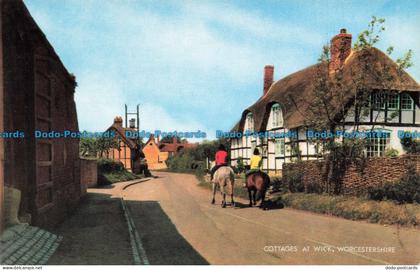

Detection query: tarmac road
(121, 171), (420, 265)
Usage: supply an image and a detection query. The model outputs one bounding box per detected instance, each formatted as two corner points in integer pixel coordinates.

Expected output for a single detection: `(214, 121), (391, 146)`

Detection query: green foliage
(97, 158), (139, 184)
(79, 137), (97, 157)
(236, 157), (245, 174)
(79, 135), (119, 158)
(367, 166), (420, 204)
(284, 169), (304, 193)
(400, 137), (420, 154)
(270, 177), (288, 193)
(353, 16), (386, 50)
(97, 158), (125, 173)
(385, 148), (399, 157)
(166, 138), (230, 172)
(305, 182), (323, 194)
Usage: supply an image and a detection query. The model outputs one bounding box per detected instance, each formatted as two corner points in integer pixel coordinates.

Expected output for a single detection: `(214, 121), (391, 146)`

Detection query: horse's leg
(220, 182), (226, 208)
(248, 188), (253, 207)
(252, 189), (257, 205)
(211, 182), (216, 204)
(229, 180), (235, 207)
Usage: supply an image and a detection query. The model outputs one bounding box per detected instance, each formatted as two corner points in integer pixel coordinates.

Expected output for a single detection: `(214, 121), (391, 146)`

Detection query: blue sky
(25, 0), (420, 140)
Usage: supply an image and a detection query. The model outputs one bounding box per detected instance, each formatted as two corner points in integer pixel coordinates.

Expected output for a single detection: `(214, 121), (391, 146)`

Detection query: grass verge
(102, 170), (140, 183)
(272, 193), (420, 227)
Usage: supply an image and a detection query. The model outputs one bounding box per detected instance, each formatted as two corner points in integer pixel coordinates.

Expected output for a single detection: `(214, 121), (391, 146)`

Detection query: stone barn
(1, 0), (81, 230)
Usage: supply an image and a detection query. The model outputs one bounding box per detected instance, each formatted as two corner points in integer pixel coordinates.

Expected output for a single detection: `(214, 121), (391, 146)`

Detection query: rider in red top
(211, 144), (228, 180)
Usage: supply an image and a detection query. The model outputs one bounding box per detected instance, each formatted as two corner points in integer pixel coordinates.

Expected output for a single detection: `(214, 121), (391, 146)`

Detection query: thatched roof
(232, 47), (420, 132)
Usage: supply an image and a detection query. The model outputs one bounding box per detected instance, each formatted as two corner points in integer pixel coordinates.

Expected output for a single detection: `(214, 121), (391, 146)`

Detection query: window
(401, 93), (414, 110)
(371, 93), (385, 110)
(246, 112), (254, 131)
(271, 103), (283, 128)
(274, 139), (285, 157)
(387, 93), (399, 110)
(366, 131), (391, 157)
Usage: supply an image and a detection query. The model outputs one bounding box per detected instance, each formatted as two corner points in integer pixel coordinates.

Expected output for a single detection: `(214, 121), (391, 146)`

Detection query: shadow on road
(232, 200), (284, 210)
(125, 200), (209, 265)
(49, 192), (133, 265)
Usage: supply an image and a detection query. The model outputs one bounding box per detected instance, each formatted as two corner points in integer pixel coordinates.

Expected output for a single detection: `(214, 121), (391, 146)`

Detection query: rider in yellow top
(246, 148), (262, 177)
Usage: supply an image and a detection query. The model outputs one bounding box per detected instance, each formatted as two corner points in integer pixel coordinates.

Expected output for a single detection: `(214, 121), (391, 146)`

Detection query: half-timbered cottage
(230, 29), (420, 175)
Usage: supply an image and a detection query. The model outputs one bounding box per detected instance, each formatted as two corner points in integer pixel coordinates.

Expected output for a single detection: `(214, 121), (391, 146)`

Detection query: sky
(25, 0), (420, 140)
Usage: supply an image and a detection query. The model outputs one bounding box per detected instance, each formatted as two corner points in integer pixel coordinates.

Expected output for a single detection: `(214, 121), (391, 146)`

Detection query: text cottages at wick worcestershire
(230, 29), (420, 175)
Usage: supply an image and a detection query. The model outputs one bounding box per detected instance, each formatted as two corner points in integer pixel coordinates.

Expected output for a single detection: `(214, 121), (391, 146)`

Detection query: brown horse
(246, 171), (270, 210)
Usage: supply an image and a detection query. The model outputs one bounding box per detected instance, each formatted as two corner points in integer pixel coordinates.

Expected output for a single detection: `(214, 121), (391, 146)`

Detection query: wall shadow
(125, 200), (208, 265)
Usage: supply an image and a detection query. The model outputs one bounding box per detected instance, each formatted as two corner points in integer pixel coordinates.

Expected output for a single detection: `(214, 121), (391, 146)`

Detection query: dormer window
(246, 112), (254, 131)
(271, 103), (283, 128)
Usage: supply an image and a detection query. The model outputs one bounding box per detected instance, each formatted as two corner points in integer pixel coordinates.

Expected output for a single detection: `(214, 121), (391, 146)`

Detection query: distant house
(101, 116), (143, 173)
(143, 136), (196, 170)
(230, 29), (420, 175)
(142, 136), (168, 170)
(1, 0), (81, 230)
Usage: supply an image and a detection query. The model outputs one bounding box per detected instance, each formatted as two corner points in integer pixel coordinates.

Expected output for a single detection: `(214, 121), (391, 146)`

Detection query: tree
(289, 17), (413, 194)
(79, 134), (119, 158)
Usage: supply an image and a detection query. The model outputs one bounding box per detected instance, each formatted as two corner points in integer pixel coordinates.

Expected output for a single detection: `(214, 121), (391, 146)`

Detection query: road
(121, 172), (420, 265)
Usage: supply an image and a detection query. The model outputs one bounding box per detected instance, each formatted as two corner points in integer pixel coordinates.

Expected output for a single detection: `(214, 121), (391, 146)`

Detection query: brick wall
(2, 1), (81, 229)
(283, 155), (420, 195)
(80, 158), (98, 195)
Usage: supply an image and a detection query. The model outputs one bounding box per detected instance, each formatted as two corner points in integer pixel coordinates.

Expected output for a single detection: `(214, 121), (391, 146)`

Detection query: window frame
(387, 93), (399, 111)
(274, 138), (285, 157)
(246, 112), (254, 131)
(401, 93), (414, 111)
(271, 103), (283, 128)
(365, 130), (391, 158)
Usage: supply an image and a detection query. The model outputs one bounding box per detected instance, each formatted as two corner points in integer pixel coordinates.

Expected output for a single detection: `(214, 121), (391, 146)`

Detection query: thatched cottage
(230, 29), (420, 175)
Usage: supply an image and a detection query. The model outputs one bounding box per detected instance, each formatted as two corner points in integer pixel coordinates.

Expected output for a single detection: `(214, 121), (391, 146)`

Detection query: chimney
(329, 28), (352, 72)
(263, 65), (274, 96)
(113, 116), (123, 127)
(172, 137), (177, 144)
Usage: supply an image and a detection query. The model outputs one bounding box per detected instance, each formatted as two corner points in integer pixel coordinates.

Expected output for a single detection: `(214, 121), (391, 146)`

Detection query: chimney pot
(263, 65), (274, 96)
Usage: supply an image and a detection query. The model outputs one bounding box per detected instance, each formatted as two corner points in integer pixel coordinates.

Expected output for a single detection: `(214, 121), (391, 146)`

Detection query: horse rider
(210, 144), (228, 180)
(245, 148), (263, 185)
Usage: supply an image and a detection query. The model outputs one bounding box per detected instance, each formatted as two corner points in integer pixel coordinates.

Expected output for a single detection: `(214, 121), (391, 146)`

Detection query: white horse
(211, 166), (235, 208)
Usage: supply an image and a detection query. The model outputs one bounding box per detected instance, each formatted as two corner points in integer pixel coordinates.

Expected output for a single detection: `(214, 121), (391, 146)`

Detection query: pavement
(47, 172), (420, 265)
(1, 224), (61, 265)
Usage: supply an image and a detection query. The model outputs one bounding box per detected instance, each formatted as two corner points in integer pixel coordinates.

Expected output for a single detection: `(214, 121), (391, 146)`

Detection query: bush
(97, 158), (125, 173)
(285, 171), (304, 193)
(305, 182), (323, 194)
(97, 158), (139, 185)
(270, 177), (288, 193)
(400, 137), (420, 154)
(367, 166), (420, 204)
(385, 148), (399, 157)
